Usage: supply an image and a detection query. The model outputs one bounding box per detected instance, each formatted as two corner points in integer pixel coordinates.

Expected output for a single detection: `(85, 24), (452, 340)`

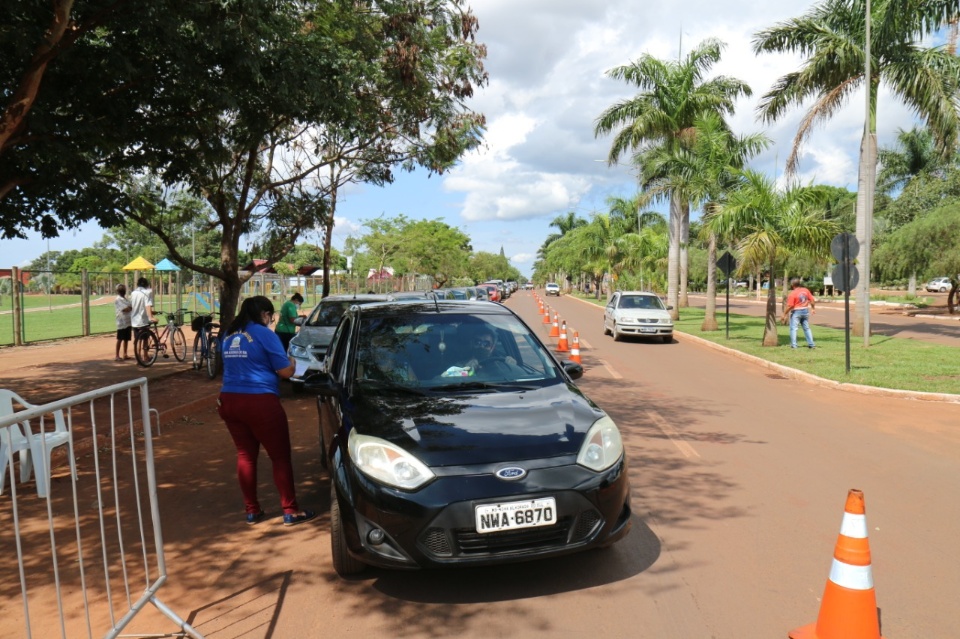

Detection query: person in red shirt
(781, 278), (817, 348)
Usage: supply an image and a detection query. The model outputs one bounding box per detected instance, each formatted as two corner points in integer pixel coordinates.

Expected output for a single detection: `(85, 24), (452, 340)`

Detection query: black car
(307, 300), (631, 576)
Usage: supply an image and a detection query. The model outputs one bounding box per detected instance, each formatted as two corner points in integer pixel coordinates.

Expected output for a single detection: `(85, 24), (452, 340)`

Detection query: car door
(605, 293), (619, 331)
(319, 315), (354, 463)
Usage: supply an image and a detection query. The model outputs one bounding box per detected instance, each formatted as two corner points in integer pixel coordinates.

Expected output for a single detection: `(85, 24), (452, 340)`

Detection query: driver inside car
(460, 325), (516, 372)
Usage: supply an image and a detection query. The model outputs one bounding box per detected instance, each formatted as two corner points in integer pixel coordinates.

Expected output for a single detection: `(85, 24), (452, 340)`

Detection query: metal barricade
(0, 378), (204, 639)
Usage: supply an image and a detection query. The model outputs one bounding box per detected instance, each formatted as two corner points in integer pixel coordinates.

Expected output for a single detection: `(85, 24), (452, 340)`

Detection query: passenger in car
(358, 332), (417, 383)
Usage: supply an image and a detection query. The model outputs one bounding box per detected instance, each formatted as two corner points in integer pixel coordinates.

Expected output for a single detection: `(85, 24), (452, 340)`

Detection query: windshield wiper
(430, 380), (538, 392)
(357, 379), (426, 395)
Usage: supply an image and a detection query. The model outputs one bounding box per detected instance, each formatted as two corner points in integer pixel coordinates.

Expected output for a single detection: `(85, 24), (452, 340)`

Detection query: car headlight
(577, 415), (624, 472)
(288, 343), (309, 359)
(618, 316), (633, 324)
(348, 431), (435, 490)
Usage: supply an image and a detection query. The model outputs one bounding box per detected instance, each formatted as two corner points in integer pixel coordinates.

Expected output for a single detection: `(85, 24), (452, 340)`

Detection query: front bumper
(333, 456), (631, 570)
(616, 323), (673, 337)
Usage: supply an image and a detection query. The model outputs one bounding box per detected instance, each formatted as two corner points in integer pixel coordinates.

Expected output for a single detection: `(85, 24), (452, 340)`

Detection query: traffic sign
(717, 251), (736, 276)
(831, 233), (859, 262)
(832, 262), (859, 292)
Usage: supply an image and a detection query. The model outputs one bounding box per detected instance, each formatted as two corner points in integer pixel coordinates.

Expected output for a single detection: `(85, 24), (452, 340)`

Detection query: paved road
(4, 297), (959, 639)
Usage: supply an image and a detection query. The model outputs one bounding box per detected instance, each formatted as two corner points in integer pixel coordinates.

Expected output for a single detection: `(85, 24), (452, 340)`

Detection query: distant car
(287, 294), (392, 386)
(926, 277), (952, 293)
(545, 282), (560, 296)
(523, 282), (534, 290)
(476, 283), (500, 302)
(306, 300), (630, 576)
(602, 291), (674, 343)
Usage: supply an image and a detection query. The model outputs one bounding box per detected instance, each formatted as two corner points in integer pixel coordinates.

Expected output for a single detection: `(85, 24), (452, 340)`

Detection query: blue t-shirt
(220, 322), (291, 396)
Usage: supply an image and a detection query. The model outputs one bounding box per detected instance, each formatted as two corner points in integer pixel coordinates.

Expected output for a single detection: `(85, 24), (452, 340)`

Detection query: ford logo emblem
(495, 467), (527, 481)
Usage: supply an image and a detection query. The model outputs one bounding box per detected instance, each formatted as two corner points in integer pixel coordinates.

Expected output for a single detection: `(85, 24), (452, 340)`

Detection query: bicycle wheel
(205, 334), (220, 379)
(170, 327), (187, 362)
(135, 332), (159, 367)
(192, 332), (205, 371)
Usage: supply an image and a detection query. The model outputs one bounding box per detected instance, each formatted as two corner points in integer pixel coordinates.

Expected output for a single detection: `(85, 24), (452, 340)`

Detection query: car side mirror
(562, 360), (583, 380)
(303, 371), (338, 397)
(293, 316), (305, 326)
(666, 305), (674, 310)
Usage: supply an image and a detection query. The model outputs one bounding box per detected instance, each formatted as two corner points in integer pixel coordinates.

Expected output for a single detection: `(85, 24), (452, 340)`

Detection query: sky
(1, 0), (926, 276)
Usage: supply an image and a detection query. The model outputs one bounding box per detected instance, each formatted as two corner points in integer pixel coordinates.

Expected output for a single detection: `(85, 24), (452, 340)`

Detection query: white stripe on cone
(839, 513), (868, 538)
(828, 559), (874, 590)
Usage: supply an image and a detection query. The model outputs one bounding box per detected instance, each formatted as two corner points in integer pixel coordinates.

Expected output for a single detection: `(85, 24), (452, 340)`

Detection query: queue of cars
(285, 282), (633, 577)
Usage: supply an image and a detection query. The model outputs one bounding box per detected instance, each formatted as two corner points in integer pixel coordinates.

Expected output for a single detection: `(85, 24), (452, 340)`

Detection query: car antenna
(433, 292), (440, 313)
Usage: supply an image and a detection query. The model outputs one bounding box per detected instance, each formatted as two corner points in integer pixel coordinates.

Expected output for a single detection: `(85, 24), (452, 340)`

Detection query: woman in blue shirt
(218, 295), (315, 526)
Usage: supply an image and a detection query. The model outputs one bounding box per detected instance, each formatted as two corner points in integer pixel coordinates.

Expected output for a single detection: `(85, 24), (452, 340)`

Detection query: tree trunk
(679, 200), (690, 308)
(908, 272), (917, 297)
(853, 127), (878, 340)
(762, 267), (779, 346)
(701, 232), (718, 331)
(667, 195), (681, 319)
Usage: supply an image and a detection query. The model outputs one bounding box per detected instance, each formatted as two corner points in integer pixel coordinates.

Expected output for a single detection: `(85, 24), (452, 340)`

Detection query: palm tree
(753, 0), (960, 336)
(705, 170), (840, 345)
(594, 38), (751, 320)
(640, 114), (770, 330)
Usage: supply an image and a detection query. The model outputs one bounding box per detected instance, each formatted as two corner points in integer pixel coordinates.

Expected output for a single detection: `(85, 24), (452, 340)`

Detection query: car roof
(319, 293), (393, 303)
(346, 299), (512, 318)
(616, 291), (660, 296)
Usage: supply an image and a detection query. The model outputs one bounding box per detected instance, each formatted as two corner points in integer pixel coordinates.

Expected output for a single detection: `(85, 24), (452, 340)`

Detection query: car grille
(635, 318), (658, 324)
(455, 517), (573, 554)
(570, 510), (602, 543)
(422, 527), (453, 556)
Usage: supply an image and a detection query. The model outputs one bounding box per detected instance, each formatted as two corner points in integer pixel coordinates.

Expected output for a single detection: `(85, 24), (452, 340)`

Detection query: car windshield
(306, 301), (355, 327)
(353, 312), (563, 390)
(618, 295), (664, 310)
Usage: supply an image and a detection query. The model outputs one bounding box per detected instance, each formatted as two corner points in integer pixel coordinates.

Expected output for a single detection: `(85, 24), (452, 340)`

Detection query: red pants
(218, 392), (299, 515)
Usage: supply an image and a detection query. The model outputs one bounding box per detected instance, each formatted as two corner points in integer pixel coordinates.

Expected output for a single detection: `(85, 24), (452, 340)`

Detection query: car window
(307, 301), (354, 327)
(353, 312), (561, 389)
(326, 317), (353, 382)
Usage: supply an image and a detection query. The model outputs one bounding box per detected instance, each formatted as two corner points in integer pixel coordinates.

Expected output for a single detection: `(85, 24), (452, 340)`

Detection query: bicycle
(135, 309), (188, 367)
(189, 312), (221, 379)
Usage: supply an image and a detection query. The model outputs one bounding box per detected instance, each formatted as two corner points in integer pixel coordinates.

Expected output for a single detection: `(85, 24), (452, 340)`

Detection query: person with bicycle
(218, 295), (315, 527)
(130, 277), (156, 343)
(114, 284), (133, 361)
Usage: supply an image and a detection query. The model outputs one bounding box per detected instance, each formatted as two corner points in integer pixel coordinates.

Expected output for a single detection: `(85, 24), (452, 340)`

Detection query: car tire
(613, 327), (622, 342)
(941, 286), (948, 292)
(602, 320), (611, 336)
(330, 482), (365, 576)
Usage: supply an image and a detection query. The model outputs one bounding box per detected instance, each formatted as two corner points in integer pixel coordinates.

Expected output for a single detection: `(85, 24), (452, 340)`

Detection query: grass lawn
(573, 294), (960, 395)
(0, 304), (116, 345)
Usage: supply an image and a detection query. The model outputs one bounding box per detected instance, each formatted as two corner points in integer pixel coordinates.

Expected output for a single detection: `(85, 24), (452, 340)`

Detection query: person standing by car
(274, 292), (305, 352)
(218, 295), (315, 527)
(129, 277), (156, 343)
(781, 278), (817, 349)
(114, 284), (133, 361)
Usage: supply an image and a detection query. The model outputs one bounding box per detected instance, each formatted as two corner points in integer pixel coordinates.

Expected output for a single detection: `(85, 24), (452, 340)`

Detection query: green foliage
(873, 203), (960, 281)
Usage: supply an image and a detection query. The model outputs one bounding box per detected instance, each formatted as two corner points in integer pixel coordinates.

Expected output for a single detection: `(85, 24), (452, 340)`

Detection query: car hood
(345, 381), (605, 466)
(291, 325), (336, 349)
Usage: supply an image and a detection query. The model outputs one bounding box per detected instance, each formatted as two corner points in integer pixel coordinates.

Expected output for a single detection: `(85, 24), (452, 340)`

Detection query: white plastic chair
(0, 389), (75, 498)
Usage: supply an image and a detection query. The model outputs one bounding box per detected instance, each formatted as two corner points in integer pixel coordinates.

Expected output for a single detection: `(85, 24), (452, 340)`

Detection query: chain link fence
(1, 267), (438, 347)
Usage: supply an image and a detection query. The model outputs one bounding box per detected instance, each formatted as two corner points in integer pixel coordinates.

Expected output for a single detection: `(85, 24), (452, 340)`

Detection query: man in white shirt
(114, 284), (133, 360)
(129, 277), (156, 339)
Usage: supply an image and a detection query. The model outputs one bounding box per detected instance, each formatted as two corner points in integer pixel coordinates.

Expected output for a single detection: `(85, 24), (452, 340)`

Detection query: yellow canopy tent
(122, 256), (154, 271)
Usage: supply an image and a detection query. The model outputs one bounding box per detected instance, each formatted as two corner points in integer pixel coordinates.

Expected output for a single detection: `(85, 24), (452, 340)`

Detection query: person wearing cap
(781, 278), (817, 349)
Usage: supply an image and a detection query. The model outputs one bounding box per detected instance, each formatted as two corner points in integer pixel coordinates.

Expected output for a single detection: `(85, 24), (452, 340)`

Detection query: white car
(545, 282), (561, 296)
(925, 277), (952, 293)
(603, 291), (674, 343)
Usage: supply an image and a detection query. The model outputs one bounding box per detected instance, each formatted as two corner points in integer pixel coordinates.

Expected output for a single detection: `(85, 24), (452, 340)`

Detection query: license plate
(475, 497), (557, 534)
(639, 327), (657, 333)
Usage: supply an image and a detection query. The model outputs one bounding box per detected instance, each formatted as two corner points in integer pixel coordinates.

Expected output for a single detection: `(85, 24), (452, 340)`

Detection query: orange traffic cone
(789, 489), (885, 639)
(570, 332), (581, 363)
(549, 312), (560, 337)
(542, 306), (551, 324)
(557, 321), (569, 352)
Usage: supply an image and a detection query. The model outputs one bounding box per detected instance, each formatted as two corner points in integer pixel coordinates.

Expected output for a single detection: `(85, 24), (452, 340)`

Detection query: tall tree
(705, 171), (840, 345)
(594, 38), (751, 319)
(753, 0), (960, 337)
(641, 114), (769, 331)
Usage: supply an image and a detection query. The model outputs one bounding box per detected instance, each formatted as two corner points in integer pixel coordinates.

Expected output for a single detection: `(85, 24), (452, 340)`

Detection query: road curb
(677, 330), (960, 404)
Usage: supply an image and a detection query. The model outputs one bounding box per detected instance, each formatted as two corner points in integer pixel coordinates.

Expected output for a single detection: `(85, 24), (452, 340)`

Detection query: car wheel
(662, 335), (672, 344)
(941, 286), (948, 292)
(613, 327), (622, 342)
(330, 482), (365, 576)
(602, 319), (611, 336)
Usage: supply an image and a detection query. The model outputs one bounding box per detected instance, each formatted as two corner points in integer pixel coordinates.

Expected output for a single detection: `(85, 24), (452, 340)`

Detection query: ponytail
(226, 296), (275, 336)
